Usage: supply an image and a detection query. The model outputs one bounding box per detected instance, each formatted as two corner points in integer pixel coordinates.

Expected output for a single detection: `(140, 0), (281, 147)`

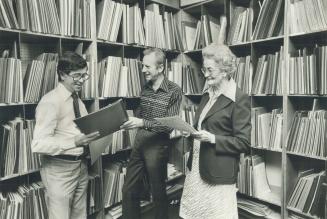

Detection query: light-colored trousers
(40, 156), (89, 219)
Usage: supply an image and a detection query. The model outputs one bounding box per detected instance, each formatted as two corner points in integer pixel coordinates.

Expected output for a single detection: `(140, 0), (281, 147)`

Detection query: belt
(52, 154), (87, 161)
(51, 146), (90, 161)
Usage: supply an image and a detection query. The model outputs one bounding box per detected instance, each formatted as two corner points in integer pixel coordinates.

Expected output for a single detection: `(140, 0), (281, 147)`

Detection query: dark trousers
(122, 130), (169, 219)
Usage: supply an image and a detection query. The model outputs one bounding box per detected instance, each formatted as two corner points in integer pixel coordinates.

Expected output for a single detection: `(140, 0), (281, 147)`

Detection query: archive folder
(74, 99), (128, 138)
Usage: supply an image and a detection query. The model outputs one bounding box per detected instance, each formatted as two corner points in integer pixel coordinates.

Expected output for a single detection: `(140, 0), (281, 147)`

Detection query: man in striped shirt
(121, 48), (182, 219)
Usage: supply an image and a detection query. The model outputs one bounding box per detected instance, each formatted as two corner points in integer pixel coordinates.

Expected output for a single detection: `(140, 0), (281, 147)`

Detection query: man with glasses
(32, 51), (100, 219)
(120, 48), (182, 219)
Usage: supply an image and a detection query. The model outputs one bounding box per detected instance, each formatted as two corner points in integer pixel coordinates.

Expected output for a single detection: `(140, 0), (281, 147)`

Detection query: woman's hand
(191, 130), (215, 143)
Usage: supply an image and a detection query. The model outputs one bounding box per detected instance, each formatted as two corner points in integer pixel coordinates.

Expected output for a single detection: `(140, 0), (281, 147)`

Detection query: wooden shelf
(238, 185), (282, 207)
(251, 94), (283, 97)
(251, 35), (284, 44)
(289, 29), (327, 39)
(287, 207), (321, 219)
(0, 169), (40, 182)
(102, 147), (132, 157)
(0, 27), (92, 42)
(182, 0), (224, 10)
(166, 173), (184, 184)
(286, 151), (326, 161)
(0, 99), (96, 106)
(287, 94), (327, 97)
(183, 49), (202, 54)
(251, 146), (282, 153)
(228, 41), (252, 48)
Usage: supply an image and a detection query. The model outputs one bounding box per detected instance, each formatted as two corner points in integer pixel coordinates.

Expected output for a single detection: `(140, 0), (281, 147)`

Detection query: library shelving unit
(180, 0), (327, 219)
(0, 0), (186, 219)
(1, 0), (327, 219)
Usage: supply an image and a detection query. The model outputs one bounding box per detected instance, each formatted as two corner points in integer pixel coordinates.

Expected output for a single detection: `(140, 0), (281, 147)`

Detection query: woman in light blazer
(179, 43), (251, 219)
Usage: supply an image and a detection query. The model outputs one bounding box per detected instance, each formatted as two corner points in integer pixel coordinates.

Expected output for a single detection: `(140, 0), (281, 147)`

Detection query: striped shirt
(137, 77), (182, 134)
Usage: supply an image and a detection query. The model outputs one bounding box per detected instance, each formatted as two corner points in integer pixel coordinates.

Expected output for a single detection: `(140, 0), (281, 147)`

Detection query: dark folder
(74, 99), (128, 138)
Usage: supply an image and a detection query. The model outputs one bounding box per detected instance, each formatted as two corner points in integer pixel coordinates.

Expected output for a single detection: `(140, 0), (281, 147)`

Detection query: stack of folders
(227, 6), (253, 44)
(317, 45), (327, 94)
(105, 184), (183, 219)
(170, 105), (197, 138)
(103, 161), (127, 208)
(182, 64), (205, 94)
(238, 155), (272, 201)
(288, 46), (327, 95)
(81, 57), (97, 99)
(181, 12), (226, 50)
(252, 47), (283, 95)
(0, 118), (40, 179)
(0, 0), (91, 37)
(167, 61), (183, 89)
(98, 56), (143, 97)
(167, 63), (205, 95)
(252, 0), (284, 40)
(238, 198), (281, 219)
(237, 154), (252, 195)
(288, 169), (325, 218)
(289, 0), (327, 34)
(233, 55), (252, 94)
(58, 0), (91, 38)
(0, 57), (23, 103)
(251, 108), (283, 151)
(0, 0), (60, 35)
(288, 214), (312, 219)
(0, 182), (48, 219)
(105, 201), (150, 219)
(87, 173), (101, 215)
(167, 163), (183, 181)
(23, 53), (58, 103)
(144, 3), (183, 50)
(103, 129), (137, 155)
(97, 0), (145, 45)
(182, 152), (190, 175)
(287, 110), (327, 157)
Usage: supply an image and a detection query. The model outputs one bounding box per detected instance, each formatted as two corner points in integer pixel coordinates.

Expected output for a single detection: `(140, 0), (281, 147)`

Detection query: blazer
(187, 87), (251, 184)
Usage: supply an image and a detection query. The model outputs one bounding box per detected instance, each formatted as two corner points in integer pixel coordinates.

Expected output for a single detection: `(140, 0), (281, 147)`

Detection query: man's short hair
(57, 51), (87, 81)
(143, 48), (166, 67)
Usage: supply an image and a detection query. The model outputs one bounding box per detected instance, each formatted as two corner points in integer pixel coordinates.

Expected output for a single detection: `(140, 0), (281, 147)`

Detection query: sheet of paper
(89, 134), (113, 165)
(155, 116), (197, 133)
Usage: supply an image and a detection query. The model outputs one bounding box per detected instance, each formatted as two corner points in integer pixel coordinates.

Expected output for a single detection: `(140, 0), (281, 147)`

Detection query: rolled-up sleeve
(31, 101), (76, 155)
(214, 93), (251, 154)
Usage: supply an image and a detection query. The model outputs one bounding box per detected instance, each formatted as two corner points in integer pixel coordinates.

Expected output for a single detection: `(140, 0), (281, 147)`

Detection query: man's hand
(191, 130), (215, 143)
(120, 117), (144, 130)
(75, 131), (100, 147)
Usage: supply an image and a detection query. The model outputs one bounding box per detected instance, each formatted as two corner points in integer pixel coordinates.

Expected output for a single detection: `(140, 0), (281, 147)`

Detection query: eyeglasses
(200, 67), (227, 75)
(69, 73), (90, 81)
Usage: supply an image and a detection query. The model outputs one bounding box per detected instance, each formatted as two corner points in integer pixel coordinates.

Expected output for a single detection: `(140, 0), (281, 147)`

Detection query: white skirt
(179, 140), (239, 219)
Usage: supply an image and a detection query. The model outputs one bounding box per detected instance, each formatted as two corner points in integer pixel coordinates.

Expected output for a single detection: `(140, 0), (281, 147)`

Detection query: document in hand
(74, 99), (128, 137)
(74, 99), (128, 164)
(154, 116), (197, 133)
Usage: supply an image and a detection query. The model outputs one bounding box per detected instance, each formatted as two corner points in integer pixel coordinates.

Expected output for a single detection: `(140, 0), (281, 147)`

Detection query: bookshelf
(0, 0), (186, 218)
(0, 0), (327, 219)
(180, 0), (327, 218)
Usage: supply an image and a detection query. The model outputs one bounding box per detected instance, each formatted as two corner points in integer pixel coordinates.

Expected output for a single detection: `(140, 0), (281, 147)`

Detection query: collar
(203, 78), (236, 102)
(145, 76), (169, 93)
(57, 83), (73, 101)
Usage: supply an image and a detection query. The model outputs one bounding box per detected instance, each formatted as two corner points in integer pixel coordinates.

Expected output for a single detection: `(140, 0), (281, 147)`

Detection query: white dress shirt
(32, 83), (88, 156)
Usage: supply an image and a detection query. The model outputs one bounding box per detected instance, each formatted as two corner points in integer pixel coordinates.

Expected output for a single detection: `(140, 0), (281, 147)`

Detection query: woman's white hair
(202, 43), (237, 79)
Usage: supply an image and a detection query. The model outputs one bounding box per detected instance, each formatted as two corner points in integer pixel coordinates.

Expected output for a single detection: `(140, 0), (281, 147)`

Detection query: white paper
(155, 116), (197, 133)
